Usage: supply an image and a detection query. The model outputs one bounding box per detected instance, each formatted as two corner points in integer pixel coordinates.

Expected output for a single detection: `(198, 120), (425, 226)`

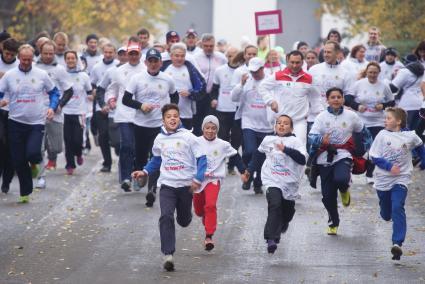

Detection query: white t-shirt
(36, 62), (73, 123)
(349, 78), (394, 127)
(259, 135), (306, 200)
(125, 71), (176, 127)
(91, 61), (119, 116)
(62, 71), (92, 115)
(0, 57), (19, 111)
(231, 77), (273, 133)
(164, 64), (194, 119)
(365, 43), (385, 62)
(340, 57), (369, 84)
(151, 128), (203, 188)
(80, 52), (103, 75)
(308, 62), (352, 121)
(0, 66), (56, 125)
(309, 108), (364, 165)
(106, 62), (146, 123)
(194, 51), (227, 93)
(231, 64), (249, 120)
(213, 64), (237, 112)
(379, 61), (404, 83)
(392, 68), (424, 111)
(195, 136), (237, 193)
(369, 129), (422, 191)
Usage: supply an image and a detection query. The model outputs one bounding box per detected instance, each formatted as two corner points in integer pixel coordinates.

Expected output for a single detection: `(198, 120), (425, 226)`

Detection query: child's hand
(132, 170), (146, 179)
(390, 165), (400, 175)
(190, 181), (201, 193)
(276, 142), (285, 152)
(241, 170), (250, 183)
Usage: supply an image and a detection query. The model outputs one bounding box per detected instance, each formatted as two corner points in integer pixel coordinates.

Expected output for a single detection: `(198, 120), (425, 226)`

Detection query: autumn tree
(3, 0), (179, 42)
(318, 0), (425, 53)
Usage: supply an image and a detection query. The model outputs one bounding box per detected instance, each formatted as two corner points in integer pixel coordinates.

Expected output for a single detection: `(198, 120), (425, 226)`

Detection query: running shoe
(327, 226), (338, 235)
(99, 166), (111, 173)
(35, 177), (46, 189)
(267, 239), (277, 254)
(253, 186), (263, 194)
(18, 195), (29, 203)
(1, 185), (9, 194)
(66, 167), (74, 175)
(45, 160), (56, 170)
(340, 190), (351, 207)
(204, 237), (214, 251)
(121, 180), (132, 192)
(163, 255), (174, 271)
(77, 156), (84, 166)
(145, 187), (156, 207)
(391, 244), (403, 260)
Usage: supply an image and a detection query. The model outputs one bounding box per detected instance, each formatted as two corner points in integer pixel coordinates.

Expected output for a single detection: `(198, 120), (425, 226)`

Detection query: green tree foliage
(319, 0), (425, 53)
(5, 0), (179, 41)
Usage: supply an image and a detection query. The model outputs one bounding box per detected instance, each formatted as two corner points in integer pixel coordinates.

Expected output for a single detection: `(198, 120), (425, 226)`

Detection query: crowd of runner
(0, 26), (425, 271)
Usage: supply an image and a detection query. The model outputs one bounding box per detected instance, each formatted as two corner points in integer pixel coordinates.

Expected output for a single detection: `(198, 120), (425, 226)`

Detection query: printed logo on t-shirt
(163, 148), (186, 171)
(271, 156), (290, 176)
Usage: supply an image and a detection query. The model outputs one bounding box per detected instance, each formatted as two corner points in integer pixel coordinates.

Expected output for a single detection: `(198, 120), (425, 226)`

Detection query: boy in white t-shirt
(369, 107), (425, 260)
(242, 114), (306, 254)
(309, 87), (371, 235)
(131, 104), (207, 272)
(194, 115), (245, 251)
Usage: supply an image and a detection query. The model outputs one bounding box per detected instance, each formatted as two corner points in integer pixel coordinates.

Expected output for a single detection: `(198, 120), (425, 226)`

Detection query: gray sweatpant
(45, 120), (63, 161)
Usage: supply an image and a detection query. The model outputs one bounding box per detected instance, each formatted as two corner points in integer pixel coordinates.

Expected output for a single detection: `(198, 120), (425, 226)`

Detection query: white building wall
(213, 0), (277, 49)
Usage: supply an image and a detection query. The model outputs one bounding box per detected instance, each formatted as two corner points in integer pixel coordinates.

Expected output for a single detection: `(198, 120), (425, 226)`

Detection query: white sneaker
(36, 177), (46, 189)
(366, 176), (374, 185)
(163, 254), (174, 271)
(82, 148), (90, 156)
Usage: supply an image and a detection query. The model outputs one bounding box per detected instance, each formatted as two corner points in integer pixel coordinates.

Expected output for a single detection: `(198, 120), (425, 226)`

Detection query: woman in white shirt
(345, 62), (395, 183)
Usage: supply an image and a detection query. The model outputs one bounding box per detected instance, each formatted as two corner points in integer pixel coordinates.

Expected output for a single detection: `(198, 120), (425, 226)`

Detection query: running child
(308, 87), (371, 235)
(369, 107), (425, 260)
(241, 114), (306, 254)
(194, 115), (245, 251)
(131, 103), (207, 272)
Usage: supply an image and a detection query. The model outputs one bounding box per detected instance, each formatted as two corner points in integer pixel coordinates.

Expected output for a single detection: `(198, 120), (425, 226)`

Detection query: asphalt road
(1, 148), (424, 284)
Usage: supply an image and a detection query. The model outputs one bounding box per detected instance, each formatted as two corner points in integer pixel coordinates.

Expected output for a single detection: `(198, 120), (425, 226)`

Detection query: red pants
(193, 181), (220, 236)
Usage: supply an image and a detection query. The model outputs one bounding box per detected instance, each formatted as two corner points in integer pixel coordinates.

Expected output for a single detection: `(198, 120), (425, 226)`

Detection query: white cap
(202, 115), (219, 131)
(117, 46), (127, 53)
(248, 57), (265, 72)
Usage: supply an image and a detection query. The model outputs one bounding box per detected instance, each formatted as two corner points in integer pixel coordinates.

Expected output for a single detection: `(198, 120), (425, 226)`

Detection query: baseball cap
(384, 47), (397, 57)
(127, 42), (140, 53)
(248, 57), (265, 72)
(0, 30), (11, 42)
(146, 48), (162, 60)
(185, 29), (198, 37)
(117, 46), (127, 54)
(166, 31), (180, 42)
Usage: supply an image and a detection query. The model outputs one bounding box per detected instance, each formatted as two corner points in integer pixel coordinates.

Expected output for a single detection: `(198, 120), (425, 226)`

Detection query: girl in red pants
(194, 115), (245, 251)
